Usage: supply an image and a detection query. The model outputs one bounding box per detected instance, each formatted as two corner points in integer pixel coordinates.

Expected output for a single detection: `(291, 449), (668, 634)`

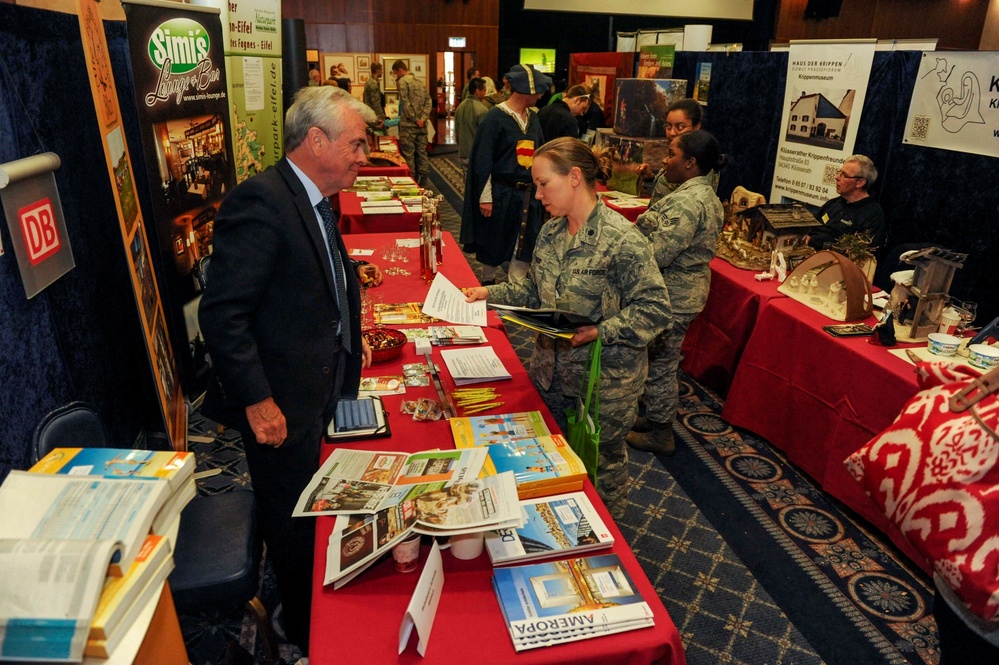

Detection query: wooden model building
(717, 200), (820, 271)
(888, 247), (967, 341)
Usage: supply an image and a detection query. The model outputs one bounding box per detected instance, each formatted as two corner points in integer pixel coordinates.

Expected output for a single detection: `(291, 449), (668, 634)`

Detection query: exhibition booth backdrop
(2, 2), (998, 485)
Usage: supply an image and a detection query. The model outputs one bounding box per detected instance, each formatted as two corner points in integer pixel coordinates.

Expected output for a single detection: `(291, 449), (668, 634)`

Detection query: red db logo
(19, 198), (61, 265)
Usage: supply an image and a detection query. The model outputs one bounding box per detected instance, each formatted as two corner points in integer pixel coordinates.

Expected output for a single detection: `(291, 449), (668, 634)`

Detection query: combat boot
(626, 421), (676, 455)
(631, 415), (652, 432)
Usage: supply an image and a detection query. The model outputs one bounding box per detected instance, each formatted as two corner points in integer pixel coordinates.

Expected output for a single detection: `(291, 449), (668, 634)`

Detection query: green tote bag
(564, 337), (601, 484)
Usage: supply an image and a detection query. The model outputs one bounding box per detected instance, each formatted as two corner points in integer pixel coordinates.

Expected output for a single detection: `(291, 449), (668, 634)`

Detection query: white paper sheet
(421, 273), (487, 326)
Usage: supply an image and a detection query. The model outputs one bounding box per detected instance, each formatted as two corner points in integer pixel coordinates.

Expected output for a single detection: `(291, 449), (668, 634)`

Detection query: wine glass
(957, 301), (978, 335)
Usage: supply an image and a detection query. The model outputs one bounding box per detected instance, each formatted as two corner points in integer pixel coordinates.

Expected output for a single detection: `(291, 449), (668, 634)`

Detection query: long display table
(720, 296), (926, 569)
(309, 232), (686, 664)
(680, 258), (786, 396)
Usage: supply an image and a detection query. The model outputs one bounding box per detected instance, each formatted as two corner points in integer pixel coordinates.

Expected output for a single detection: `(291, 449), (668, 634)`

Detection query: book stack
(31, 447), (196, 544)
(83, 534), (174, 658)
(485, 492), (614, 565)
(491, 553), (655, 651)
(476, 435), (587, 500)
(0, 467), (178, 661)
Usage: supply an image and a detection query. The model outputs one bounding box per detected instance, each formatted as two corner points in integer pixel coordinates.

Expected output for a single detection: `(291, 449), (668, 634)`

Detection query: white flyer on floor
(422, 273), (487, 326)
(398, 540), (444, 656)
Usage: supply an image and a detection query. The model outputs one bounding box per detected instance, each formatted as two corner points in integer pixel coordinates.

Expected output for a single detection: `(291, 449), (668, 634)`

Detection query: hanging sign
(771, 40), (876, 207)
(0, 154), (75, 298)
(903, 51), (999, 159)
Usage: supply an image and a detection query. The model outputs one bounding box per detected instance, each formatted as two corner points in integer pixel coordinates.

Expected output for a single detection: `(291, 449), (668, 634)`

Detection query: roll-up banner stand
(121, 0), (236, 402)
(75, 0), (187, 450)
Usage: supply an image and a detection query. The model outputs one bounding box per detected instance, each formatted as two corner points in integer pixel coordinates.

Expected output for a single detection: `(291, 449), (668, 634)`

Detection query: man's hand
(463, 286), (489, 302)
(246, 397), (287, 447)
(357, 263), (383, 287)
(637, 163), (654, 181)
(416, 119), (425, 128)
(362, 337), (373, 368)
(570, 325), (599, 348)
(479, 202), (493, 217)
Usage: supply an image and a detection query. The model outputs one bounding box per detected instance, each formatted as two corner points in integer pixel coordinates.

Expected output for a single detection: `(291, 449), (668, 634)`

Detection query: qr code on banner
(910, 114), (931, 141)
(822, 163), (839, 186)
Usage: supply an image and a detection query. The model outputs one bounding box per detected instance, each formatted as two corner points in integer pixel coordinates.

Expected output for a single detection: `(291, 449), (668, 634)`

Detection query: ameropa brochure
(324, 471), (523, 587)
(293, 448), (489, 517)
(491, 553), (654, 651)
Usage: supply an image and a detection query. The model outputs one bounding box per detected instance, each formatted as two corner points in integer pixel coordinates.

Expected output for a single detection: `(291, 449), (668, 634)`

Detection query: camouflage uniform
(363, 76), (385, 125)
(396, 72), (431, 186)
(487, 202), (672, 518)
(636, 173), (723, 425)
(648, 167), (719, 207)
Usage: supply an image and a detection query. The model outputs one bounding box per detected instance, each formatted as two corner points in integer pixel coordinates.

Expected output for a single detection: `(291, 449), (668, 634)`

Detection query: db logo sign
(19, 198), (61, 265)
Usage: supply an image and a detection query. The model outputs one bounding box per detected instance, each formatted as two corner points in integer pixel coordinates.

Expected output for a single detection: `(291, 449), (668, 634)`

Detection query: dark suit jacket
(199, 157), (363, 445)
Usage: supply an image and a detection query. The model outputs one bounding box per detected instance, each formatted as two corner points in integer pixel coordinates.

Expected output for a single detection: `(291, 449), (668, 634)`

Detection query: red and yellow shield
(516, 140), (535, 168)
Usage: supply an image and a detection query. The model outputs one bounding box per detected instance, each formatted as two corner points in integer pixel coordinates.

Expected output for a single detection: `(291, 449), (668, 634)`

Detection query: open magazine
(292, 448), (489, 517)
(324, 471), (523, 588)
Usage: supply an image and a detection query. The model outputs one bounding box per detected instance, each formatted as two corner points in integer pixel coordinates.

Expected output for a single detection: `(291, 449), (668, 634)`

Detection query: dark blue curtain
(0, 4), (155, 482)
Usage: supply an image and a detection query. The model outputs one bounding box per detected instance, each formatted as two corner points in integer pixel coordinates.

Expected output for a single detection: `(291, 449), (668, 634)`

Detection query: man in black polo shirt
(805, 154), (886, 251)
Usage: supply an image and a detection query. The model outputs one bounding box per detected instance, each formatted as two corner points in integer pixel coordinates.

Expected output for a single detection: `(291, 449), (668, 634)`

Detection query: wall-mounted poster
(903, 52), (999, 159)
(770, 40), (876, 207)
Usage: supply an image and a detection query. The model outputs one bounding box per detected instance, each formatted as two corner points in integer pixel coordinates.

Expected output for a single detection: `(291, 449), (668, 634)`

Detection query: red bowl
(362, 328), (407, 363)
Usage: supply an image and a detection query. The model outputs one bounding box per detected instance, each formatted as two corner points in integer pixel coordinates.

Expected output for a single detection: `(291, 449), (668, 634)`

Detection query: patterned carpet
(177, 155), (939, 664)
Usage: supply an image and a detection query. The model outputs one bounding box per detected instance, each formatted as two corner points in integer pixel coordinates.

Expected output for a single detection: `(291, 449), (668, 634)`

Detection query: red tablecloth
(338, 190), (423, 234)
(720, 296), (927, 570)
(358, 164), (411, 178)
(596, 184), (649, 223)
(680, 259), (786, 396)
(309, 240), (686, 664)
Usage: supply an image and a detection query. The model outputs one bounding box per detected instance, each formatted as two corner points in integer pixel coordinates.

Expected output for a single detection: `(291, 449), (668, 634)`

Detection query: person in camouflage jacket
(465, 137), (671, 518)
(629, 130), (726, 455)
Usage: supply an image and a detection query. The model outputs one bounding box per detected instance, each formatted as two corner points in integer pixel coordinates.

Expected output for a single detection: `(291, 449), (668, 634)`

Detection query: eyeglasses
(836, 171), (864, 180)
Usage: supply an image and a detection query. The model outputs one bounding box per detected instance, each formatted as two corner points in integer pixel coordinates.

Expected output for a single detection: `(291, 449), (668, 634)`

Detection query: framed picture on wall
(357, 55), (370, 72)
(321, 53), (356, 84)
(379, 54), (413, 91)
(358, 71), (369, 84)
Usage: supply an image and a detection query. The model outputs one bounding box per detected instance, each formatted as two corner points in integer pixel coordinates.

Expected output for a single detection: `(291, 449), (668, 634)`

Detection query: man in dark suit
(199, 86), (376, 654)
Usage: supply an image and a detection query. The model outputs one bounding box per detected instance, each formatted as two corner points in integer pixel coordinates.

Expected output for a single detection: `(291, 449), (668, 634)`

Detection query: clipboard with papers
(325, 396), (391, 442)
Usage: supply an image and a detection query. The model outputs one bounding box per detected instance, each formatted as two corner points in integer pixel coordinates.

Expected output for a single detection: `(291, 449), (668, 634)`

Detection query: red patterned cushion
(845, 361), (999, 621)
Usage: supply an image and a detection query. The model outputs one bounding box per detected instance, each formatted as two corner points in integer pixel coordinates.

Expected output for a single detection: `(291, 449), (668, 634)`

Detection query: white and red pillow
(845, 362), (999, 621)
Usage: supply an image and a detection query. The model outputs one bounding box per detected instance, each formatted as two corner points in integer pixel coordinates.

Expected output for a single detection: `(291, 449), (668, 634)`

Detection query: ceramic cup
(927, 333), (961, 357)
(968, 344), (999, 370)
(449, 532), (484, 560)
(392, 533), (421, 573)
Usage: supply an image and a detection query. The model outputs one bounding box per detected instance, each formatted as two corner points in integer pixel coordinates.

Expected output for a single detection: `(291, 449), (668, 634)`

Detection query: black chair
(169, 491), (278, 664)
(32, 401), (107, 463)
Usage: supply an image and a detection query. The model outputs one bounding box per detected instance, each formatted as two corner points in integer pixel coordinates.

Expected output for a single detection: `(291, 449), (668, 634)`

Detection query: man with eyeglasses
(805, 154), (886, 251)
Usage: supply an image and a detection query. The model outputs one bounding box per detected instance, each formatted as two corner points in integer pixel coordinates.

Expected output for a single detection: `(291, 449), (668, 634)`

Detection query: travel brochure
(292, 448), (490, 517)
(450, 410), (552, 447)
(458, 434), (587, 500)
(491, 553), (654, 651)
(323, 471), (522, 587)
(485, 492), (614, 565)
